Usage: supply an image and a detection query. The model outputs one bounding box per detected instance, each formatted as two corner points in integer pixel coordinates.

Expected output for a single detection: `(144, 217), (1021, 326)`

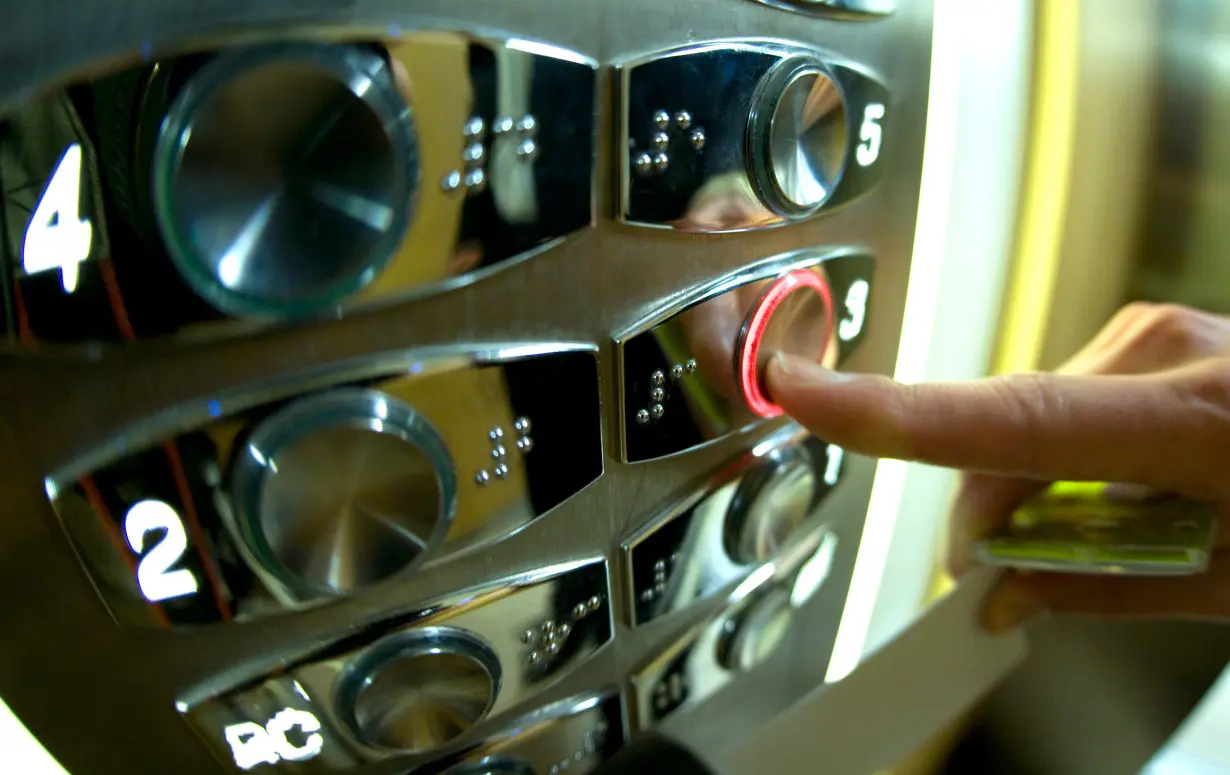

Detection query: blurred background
(883, 0), (1230, 773)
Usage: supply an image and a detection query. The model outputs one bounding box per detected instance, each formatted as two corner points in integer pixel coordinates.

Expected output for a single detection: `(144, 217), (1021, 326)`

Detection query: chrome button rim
(152, 41), (419, 318)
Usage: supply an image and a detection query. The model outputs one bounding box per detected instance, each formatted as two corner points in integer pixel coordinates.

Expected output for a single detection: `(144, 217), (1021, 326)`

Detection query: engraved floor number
(123, 499), (199, 603)
(22, 143), (93, 293)
(224, 708), (325, 770)
(824, 444), (845, 487)
(855, 103), (885, 167)
(838, 279), (869, 342)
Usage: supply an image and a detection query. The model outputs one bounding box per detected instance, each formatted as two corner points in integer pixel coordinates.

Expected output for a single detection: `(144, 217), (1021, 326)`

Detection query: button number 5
(855, 103), (885, 167)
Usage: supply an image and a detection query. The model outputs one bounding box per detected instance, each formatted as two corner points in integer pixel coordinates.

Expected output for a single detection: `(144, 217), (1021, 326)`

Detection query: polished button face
(232, 388), (454, 596)
(760, 63), (848, 214)
(256, 425), (441, 593)
(349, 635), (498, 752)
(724, 452), (818, 565)
(154, 42), (419, 317)
(724, 587), (792, 671)
(735, 268), (834, 418)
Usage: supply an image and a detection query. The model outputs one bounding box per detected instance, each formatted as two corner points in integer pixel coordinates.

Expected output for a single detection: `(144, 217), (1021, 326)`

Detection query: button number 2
(23, 143), (93, 293)
(838, 279), (869, 343)
(124, 499), (198, 603)
(855, 103), (885, 167)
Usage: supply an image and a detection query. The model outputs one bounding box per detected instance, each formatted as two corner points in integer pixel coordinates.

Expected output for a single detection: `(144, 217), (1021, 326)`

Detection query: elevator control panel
(617, 41), (890, 232)
(0, 4), (932, 773)
(616, 249), (875, 462)
(47, 344), (602, 629)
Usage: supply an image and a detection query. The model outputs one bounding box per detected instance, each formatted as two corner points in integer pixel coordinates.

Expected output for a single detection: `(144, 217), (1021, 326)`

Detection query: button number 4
(855, 103), (885, 167)
(22, 143), (93, 293)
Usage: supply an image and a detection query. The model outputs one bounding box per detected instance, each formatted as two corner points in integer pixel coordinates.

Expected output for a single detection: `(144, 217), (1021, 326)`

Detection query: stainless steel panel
(47, 343), (602, 628)
(621, 426), (845, 626)
(0, 2), (933, 774)
(628, 524), (845, 731)
(183, 557), (612, 771)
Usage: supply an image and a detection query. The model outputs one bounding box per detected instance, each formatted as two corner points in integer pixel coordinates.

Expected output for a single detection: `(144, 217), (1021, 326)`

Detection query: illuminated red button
(735, 269), (834, 418)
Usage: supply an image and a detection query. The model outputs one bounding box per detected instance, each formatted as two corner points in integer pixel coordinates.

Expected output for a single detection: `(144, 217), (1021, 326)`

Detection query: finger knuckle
(1135, 303), (1219, 356)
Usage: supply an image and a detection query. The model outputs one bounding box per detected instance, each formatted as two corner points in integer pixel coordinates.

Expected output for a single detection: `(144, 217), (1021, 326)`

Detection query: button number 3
(855, 103), (885, 167)
(22, 143), (93, 293)
(838, 279), (869, 343)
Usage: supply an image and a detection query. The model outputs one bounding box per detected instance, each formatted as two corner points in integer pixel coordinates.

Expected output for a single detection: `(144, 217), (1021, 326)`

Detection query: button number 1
(22, 143), (93, 293)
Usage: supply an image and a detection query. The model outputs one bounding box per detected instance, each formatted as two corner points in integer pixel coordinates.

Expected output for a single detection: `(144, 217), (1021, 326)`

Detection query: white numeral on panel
(123, 499), (198, 603)
(22, 143), (93, 293)
(224, 708), (324, 770)
(838, 279), (870, 343)
(824, 444), (845, 487)
(855, 103), (885, 167)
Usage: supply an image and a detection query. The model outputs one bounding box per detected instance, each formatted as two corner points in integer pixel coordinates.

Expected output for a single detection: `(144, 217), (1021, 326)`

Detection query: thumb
(763, 353), (1220, 494)
(982, 563), (1230, 632)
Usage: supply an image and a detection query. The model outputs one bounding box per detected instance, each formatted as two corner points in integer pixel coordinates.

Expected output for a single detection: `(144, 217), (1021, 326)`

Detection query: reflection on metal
(153, 42), (419, 318)
(435, 692), (623, 775)
(615, 248), (875, 462)
(181, 558), (613, 770)
(749, 58), (848, 216)
(616, 40), (888, 232)
(622, 429), (843, 627)
(339, 627), (499, 752)
(744, 0), (894, 17)
(629, 526), (843, 729)
(48, 343), (603, 629)
(0, 31), (596, 342)
(231, 389), (454, 597)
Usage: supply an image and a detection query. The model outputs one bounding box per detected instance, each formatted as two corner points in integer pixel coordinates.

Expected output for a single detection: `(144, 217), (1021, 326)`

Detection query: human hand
(764, 302), (1230, 633)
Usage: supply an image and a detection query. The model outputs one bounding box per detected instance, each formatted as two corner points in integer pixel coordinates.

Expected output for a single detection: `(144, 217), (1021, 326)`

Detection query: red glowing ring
(738, 269), (834, 418)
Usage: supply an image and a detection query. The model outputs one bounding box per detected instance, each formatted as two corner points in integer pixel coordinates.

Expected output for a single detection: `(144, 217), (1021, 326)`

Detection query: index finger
(765, 353), (1229, 500)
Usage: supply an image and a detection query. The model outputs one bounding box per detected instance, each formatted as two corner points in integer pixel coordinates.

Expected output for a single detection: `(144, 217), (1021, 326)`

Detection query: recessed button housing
(617, 40), (890, 232)
(616, 248), (874, 463)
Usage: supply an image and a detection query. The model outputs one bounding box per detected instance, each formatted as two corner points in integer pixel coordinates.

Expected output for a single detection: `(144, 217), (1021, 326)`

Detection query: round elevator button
(734, 268), (834, 418)
(337, 627), (500, 753)
(724, 449), (819, 565)
(152, 42), (419, 318)
(722, 588), (793, 672)
(747, 57), (848, 217)
(230, 389), (455, 596)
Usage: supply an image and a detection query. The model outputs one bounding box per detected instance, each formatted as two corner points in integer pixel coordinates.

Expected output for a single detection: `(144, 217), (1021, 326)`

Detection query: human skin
(765, 302), (1230, 633)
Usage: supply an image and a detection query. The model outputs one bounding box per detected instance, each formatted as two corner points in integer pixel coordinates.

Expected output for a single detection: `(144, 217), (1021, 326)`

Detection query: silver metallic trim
(45, 341), (597, 490)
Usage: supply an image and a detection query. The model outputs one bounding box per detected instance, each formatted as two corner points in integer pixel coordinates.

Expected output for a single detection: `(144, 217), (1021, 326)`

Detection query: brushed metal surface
(0, 2), (933, 773)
